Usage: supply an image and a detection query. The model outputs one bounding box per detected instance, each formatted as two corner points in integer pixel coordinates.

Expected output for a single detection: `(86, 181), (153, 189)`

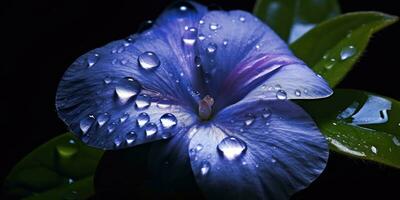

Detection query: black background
(1, 0), (399, 199)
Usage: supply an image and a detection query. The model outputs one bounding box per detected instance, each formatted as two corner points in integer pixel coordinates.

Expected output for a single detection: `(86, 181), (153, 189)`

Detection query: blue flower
(56, 1), (333, 199)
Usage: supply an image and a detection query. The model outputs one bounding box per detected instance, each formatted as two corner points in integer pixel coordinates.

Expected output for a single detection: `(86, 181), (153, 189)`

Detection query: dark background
(1, 0), (399, 199)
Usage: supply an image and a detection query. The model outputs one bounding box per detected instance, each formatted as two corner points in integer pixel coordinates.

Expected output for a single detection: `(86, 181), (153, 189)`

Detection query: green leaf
(3, 133), (104, 199)
(291, 12), (398, 87)
(299, 89), (400, 168)
(253, 0), (340, 43)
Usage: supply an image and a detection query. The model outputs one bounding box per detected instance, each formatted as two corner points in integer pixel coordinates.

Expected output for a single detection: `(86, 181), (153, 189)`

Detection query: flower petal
(56, 34), (200, 150)
(196, 10), (332, 108)
(242, 64), (333, 102)
(56, 1), (211, 149)
(147, 127), (203, 198)
(152, 1), (208, 93)
(196, 10), (291, 96)
(188, 100), (328, 199)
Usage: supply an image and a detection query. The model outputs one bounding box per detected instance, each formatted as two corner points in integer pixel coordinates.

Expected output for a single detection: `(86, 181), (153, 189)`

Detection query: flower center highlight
(198, 95), (214, 120)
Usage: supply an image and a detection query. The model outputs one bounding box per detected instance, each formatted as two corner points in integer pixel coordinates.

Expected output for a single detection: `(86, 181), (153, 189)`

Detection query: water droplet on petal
(114, 137), (123, 148)
(295, 89), (301, 97)
(209, 23), (219, 31)
(80, 115), (95, 134)
(239, 16), (246, 22)
(340, 45), (356, 60)
(56, 139), (79, 157)
(194, 144), (203, 153)
(276, 90), (287, 100)
(138, 51), (160, 70)
(160, 113), (177, 129)
(115, 77), (141, 104)
(119, 113), (129, 123)
(97, 112), (110, 127)
(198, 34), (206, 41)
(103, 76), (112, 84)
(182, 27), (197, 45)
(195, 56), (202, 68)
(274, 84), (281, 90)
(206, 43), (217, 54)
(217, 136), (247, 160)
(371, 146), (378, 154)
(200, 160), (210, 176)
(161, 132), (172, 139)
(199, 20), (204, 25)
(145, 122), (158, 137)
(135, 94), (151, 109)
(107, 122), (118, 133)
(244, 114), (255, 126)
(157, 99), (171, 109)
(262, 108), (271, 119)
(222, 39), (228, 47)
(137, 113), (149, 128)
(87, 53), (99, 68)
(126, 131), (137, 144)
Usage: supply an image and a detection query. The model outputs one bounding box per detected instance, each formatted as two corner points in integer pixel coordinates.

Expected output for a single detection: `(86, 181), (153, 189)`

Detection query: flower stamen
(199, 95), (214, 120)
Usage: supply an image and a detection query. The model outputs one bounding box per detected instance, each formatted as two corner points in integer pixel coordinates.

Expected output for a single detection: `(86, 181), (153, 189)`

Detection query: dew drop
(200, 160), (210, 176)
(294, 89), (302, 97)
(392, 136), (400, 146)
(182, 27), (197, 45)
(199, 20), (205, 25)
(206, 43), (217, 54)
(119, 113), (129, 123)
(160, 113), (178, 129)
(198, 34), (206, 41)
(276, 90), (287, 100)
(126, 131), (137, 144)
(56, 139), (79, 157)
(209, 23), (219, 31)
(103, 76), (112, 84)
(239, 16), (246, 22)
(135, 94), (151, 109)
(244, 114), (255, 126)
(195, 144), (203, 152)
(222, 39), (228, 47)
(137, 113), (150, 128)
(161, 132), (172, 139)
(97, 112), (110, 127)
(80, 115), (95, 134)
(217, 136), (247, 160)
(262, 108), (271, 119)
(145, 122), (158, 137)
(114, 137), (123, 148)
(340, 45), (356, 60)
(195, 56), (202, 68)
(67, 178), (74, 184)
(107, 122), (118, 133)
(157, 99), (171, 109)
(138, 51), (160, 70)
(115, 77), (141, 104)
(87, 53), (99, 68)
(371, 146), (378, 154)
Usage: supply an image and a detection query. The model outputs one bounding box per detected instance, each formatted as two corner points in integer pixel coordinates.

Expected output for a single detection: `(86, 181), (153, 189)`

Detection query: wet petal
(196, 10), (332, 108)
(189, 100), (328, 199)
(152, 1), (208, 95)
(56, 36), (200, 149)
(196, 10), (292, 98)
(242, 64), (333, 102)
